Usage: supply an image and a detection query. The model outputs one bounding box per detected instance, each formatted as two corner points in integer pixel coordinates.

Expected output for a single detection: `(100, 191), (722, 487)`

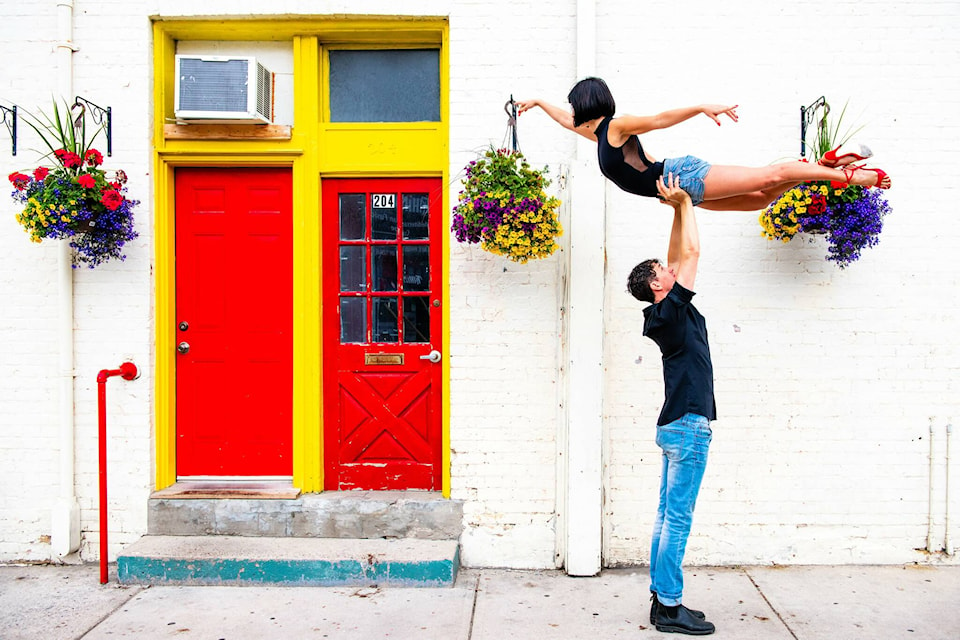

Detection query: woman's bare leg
(698, 179), (803, 211)
(701, 162), (889, 201)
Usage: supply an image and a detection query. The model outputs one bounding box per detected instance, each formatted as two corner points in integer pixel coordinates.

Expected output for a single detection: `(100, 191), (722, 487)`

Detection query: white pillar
(562, 0), (605, 577)
(51, 0), (80, 559)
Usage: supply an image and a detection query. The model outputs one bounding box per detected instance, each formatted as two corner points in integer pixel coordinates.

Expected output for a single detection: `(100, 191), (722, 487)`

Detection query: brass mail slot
(365, 353), (404, 366)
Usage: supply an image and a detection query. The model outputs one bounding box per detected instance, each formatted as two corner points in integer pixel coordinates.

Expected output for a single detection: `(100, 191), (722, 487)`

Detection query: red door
(175, 167), (293, 477)
(322, 178), (444, 490)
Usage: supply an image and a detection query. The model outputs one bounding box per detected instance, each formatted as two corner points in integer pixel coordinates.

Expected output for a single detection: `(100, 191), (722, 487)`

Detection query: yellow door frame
(152, 18), (450, 496)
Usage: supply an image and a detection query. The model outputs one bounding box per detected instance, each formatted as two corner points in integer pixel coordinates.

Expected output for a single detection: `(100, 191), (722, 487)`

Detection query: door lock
(178, 321), (189, 332)
(419, 350), (441, 363)
(177, 342), (190, 355)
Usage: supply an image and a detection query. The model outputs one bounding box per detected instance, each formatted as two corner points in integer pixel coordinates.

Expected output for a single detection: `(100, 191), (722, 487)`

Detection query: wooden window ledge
(164, 123), (293, 141)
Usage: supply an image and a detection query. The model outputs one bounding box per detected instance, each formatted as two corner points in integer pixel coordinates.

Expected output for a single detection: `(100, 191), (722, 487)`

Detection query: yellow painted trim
(152, 17), (449, 496)
(292, 36), (323, 493)
(153, 24), (177, 490)
(152, 16), (445, 43)
(154, 161), (176, 490)
(439, 21), (451, 498)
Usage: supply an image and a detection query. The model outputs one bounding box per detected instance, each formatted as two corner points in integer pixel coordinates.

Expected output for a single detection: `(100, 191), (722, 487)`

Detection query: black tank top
(595, 117), (664, 197)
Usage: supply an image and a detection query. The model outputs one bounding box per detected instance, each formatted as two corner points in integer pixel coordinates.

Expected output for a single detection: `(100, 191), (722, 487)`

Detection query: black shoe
(654, 604), (715, 635)
(650, 593), (705, 624)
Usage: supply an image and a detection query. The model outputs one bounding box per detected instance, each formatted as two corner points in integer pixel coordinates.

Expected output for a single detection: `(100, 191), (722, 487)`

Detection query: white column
(563, 0), (605, 577)
(51, 0), (80, 559)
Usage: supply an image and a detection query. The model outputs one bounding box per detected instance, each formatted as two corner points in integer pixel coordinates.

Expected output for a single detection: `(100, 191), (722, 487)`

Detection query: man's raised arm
(658, 174), (700, 291)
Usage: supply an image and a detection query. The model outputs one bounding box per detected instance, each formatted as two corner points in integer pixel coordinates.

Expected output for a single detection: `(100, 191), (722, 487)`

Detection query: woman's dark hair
(567, 77), (616, 127)
(627, 259), (660, 303)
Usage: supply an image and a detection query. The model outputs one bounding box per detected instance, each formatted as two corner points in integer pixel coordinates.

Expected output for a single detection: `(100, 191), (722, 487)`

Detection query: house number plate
(372, 193), (396, 209)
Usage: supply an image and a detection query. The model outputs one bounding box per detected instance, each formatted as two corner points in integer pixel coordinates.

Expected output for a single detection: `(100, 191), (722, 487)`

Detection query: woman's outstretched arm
(609, 104), (739, 143)
(516, 99), (597, 141)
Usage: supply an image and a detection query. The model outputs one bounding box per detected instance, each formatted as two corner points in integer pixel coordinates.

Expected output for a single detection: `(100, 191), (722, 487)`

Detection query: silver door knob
(419, 350), (441, 363)
(177, 342), (190, 354)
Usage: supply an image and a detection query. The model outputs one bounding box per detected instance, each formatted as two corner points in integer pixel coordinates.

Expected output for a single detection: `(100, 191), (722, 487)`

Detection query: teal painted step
(117, 535), (459, 587)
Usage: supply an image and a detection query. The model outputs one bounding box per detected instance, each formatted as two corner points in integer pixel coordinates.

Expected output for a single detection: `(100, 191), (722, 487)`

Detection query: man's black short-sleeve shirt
(642, 282), (717, 426)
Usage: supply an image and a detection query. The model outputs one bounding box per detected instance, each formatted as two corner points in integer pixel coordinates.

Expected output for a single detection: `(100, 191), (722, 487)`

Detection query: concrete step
(117, 535), (460, 587)
(148, 490), (464, 540)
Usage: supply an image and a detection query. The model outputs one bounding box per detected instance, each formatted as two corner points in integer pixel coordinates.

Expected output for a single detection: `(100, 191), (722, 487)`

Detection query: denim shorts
(662, 155), (712, 206)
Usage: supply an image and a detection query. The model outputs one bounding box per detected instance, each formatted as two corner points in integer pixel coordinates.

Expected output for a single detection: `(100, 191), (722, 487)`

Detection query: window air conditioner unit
(175, 55), (274, 123)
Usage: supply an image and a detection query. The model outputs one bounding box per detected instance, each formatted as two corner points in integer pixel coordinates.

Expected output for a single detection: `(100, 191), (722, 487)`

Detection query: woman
(517, 77), (890, 211)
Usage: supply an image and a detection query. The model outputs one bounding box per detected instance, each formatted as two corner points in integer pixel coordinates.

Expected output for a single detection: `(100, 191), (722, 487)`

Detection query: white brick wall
(598, 1), (960, 566)
(0, 0), (957, 569)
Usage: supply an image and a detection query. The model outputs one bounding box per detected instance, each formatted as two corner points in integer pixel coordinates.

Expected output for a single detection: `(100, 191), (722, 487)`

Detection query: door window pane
(371, 193), (397, 240)
(372, 246), (397, 292)
(402, 246), (429, 292)
(403, 296), (430, 343)
(340, 297), (366, 343)
(372, 297), (399, 343)
(329, 49), (440, 123)
(402, 193), (429, 240)
(340, 246), (366, 292)
(339, 194), (366, 240)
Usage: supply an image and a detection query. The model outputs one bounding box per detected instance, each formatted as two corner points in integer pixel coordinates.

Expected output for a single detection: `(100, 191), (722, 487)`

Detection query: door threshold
(152, 479), (301, 500)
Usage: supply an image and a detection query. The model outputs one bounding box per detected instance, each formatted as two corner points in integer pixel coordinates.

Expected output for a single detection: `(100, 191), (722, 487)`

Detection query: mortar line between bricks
(467, 572), (481, 639)
(76, 578), (146, 640)
(744, 568), (799, 640)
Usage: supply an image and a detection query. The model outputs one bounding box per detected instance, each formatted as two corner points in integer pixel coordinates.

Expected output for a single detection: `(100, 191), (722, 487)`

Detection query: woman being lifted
(517, 77), (890, 211)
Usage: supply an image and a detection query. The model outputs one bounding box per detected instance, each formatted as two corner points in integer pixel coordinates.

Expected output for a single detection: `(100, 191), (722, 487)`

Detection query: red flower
(84, 149), (104, 167)
(101, 189), (124, 211)
(77, 174), (96, 189)
(33, 167), (49, 181)
(8, 172), (30, 190)
(108, 181), (122, 190)
(54, 149), (82, 168)
(808, 193), (827, 216)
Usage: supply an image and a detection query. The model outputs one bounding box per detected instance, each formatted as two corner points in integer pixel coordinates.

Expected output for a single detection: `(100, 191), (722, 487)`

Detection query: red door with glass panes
(322, 178), (443, 490)
(175, 167), (293, 477)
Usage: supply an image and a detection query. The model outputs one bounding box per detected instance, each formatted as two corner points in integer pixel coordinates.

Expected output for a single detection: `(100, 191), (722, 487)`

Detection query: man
(627, 174), (717, 636)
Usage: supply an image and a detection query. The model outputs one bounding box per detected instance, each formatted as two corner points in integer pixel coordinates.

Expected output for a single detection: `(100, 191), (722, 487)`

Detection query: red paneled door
(175, 167), (293, 477)
(322, 178), (444, 490)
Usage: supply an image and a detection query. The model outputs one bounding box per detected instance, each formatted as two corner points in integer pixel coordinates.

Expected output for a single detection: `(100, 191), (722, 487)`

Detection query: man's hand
(657, 173), (691, 208)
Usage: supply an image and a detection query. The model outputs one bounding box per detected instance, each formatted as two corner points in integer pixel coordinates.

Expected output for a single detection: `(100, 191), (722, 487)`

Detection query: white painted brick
(1, 0), (959, 569)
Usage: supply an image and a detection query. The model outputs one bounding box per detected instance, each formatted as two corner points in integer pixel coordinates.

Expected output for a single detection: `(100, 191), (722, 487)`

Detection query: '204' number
(372, 193), (396, 209)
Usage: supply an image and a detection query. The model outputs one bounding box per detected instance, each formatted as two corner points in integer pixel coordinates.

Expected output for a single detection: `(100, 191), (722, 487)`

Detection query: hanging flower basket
(758, 102), (892, 269)
(451, 147), (562, 263)
(7, 101), (138, 268)
(759, 179), (891, 268)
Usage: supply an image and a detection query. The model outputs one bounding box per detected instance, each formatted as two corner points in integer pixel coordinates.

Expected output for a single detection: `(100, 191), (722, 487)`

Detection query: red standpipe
(97, 362), (138, 584)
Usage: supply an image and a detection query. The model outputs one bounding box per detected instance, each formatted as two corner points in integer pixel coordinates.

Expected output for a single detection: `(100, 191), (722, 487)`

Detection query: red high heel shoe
(820, 142), (873, 168)
(841, 165), (891, 189)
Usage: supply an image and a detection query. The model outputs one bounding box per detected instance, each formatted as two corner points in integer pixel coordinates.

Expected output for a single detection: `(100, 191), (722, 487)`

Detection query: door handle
(177, 342), (190, 355)
(419, 350), (441, 363)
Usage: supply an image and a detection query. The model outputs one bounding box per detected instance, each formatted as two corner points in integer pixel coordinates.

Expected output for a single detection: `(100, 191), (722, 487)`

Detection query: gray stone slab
(747, 565), (960, 640)
(0, 563), (142, 640)
(470, 567), (794, 639)
(149, 490), (464, 539)
(83, 579), (476, 639)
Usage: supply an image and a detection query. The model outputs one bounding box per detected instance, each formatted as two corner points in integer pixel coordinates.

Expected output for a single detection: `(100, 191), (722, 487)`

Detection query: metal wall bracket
(800, 96), (829, 159)
(73, 96), (112, 156)
(1, 104), (16, 156)
(504, 95), (519, 152)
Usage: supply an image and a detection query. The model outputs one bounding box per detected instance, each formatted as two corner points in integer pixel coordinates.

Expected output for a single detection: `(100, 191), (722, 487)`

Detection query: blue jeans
(662, 155), (712, 206)
(649, 413), (712, 606)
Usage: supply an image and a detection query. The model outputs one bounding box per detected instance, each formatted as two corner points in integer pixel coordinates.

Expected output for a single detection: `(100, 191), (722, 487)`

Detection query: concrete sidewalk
(2, 563), (958, 639)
